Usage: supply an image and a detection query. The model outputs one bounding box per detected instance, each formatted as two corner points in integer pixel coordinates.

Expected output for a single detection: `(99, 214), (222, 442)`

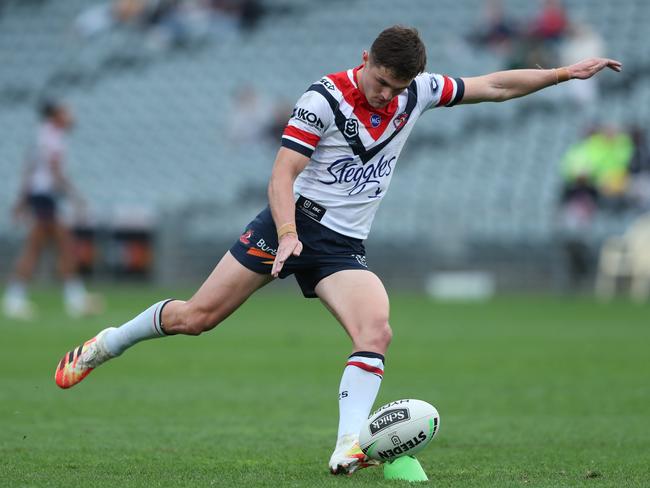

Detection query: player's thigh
(183, 250), (273, 325)
(315, 269), (391, 348)
(50, 221), (74, 251)
(29, 220), (54, 248)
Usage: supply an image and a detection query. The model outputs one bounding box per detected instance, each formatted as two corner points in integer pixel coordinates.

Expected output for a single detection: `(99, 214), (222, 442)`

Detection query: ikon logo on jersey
(292, 107), (324, 130)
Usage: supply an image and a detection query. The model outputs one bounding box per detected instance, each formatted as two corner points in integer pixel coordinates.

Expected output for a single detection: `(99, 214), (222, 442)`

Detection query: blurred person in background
(628, 126), (650, 209)
(558, 146), (600, 290)
(264, 99), (294, 145)
(53, 26), (621, 476)
(559, 23), (605, 106)
(529, 0), (569, 43)
(505, 0), (571, 72)
(561, 126), (634, 207)
(75, 0), (258, 50)
(227, 85), (272, 146)
(2, 101), (100, 320)
(558, 125), (636, 288)
(467, 0), (519, 55)
(74, 0), (148, 39)
(227, 86), (291, 148)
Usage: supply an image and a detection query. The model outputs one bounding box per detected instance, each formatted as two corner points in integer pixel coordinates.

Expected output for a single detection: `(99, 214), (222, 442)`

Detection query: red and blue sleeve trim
(281, 138), (313, 157)
(437, 76), (465, 107)
(449, 77), (464, 106)
(283, 125), (321, 147)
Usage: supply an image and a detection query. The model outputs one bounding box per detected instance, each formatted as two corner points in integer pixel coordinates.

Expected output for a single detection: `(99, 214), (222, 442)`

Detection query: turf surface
(1, 286), (649, 487)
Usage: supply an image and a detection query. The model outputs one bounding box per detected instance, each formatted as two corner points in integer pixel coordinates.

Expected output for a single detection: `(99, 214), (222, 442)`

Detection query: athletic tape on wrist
(555, 67), (571, 84)
(277, 222), (297, 240)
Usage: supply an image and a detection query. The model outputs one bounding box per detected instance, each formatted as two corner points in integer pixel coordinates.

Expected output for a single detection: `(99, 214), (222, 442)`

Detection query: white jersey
(26, 122), (66, 196)
(282, 66), (464, 239)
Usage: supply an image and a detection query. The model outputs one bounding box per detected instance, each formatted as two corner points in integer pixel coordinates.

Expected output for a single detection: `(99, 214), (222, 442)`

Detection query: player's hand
(271, 233), (303, 278)
(567, 58), (622, 80)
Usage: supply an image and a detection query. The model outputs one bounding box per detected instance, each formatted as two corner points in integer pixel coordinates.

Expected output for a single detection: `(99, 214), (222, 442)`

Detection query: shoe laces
(78, 337), (110, 368)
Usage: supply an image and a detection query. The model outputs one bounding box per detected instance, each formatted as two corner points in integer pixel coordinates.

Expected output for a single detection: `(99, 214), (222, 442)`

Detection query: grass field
(1, 286), (649, 487)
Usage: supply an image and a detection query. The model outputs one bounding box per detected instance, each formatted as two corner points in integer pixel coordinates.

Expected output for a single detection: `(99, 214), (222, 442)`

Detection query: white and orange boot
(55, 328), (115, 389)
(329, 434), (380, 475)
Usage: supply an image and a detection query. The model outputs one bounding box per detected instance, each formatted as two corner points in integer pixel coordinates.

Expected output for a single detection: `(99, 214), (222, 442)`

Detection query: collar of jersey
(350, 65), (399, 118)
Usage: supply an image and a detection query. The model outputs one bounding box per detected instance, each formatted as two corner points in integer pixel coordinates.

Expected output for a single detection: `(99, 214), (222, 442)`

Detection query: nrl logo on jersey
(344, 118), (359, 138)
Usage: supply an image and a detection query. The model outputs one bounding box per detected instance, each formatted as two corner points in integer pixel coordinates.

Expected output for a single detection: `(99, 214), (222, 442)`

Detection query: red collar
(352, 65), (397, 118)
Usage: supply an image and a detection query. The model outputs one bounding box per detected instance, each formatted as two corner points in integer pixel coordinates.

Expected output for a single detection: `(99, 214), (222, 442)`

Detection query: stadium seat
(1, 0), (650, 256)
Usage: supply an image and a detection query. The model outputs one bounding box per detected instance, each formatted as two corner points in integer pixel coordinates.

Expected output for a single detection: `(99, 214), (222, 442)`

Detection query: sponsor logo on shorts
(256, 238), (277, 256)
(370, 114), (381, 127)
(353, 254), (368, 268)
(239, 229), (253, 245)
(369, 408), (410, 435)
(243, 236), (277, 265)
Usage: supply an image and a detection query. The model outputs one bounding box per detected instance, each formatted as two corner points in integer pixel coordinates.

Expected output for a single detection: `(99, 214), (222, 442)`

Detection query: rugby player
(54, 26), (621, 475)
(4, 101), (100, 319)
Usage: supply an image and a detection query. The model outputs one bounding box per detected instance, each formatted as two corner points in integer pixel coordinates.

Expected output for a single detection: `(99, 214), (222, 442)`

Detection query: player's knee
(376, 320), (393, 350)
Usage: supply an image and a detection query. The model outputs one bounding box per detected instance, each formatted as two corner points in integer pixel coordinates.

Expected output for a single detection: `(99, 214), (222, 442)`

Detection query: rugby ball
(359, 399), (440, 461)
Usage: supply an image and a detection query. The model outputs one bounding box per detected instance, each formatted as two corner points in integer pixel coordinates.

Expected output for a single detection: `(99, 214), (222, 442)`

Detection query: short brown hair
(369, 25), (427, 80)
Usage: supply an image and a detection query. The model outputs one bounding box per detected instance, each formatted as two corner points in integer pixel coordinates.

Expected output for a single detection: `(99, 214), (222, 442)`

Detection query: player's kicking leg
(55, 251), (272, 388)
(315, 270), (392, 475)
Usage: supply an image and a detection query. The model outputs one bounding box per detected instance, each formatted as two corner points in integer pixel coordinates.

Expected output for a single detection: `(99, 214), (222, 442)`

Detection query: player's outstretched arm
(268, 147), (310, 277)
(460, 57), (622, 104)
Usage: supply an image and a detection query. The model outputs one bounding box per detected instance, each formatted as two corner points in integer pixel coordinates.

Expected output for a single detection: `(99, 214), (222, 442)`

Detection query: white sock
(63, 278), (87, 308)
(336, 351), (385, 440)
(102, 299), (173, 356)
(4, 281), (27, 302)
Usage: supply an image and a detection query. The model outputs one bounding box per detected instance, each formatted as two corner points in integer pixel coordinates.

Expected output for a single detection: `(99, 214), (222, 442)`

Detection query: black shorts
(230, 203), (369, 298)
(27, 194), (58, 221)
